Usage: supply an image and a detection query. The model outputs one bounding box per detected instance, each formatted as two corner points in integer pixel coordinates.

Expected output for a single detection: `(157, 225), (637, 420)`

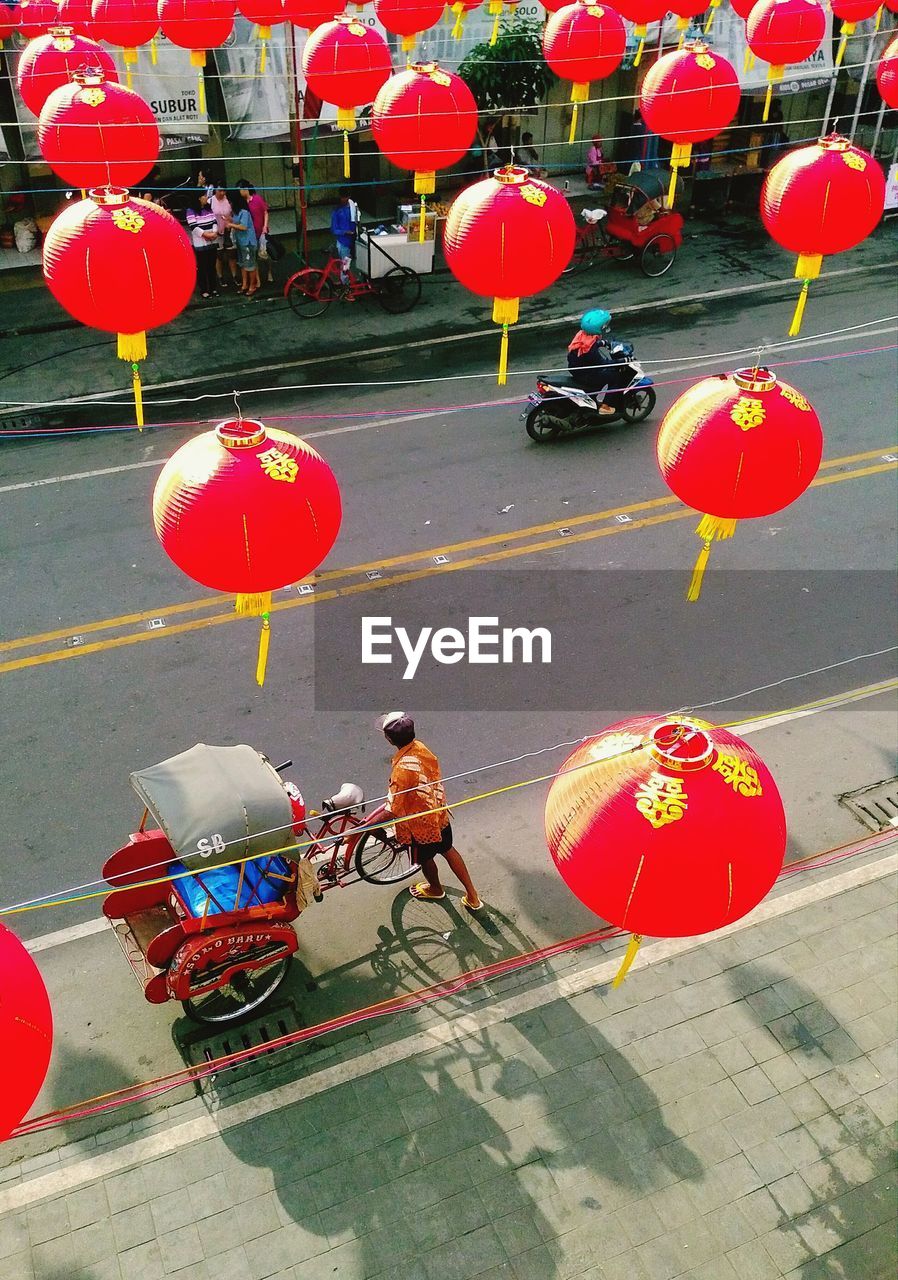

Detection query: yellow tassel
(874, 6), (882, 33)
(762, 83), (772, 123)
(117, 331), (147, 362)
(260, 40), (268, 74)
(687, 539), (712, 602)
(568, 102), (578, 145)
(414, 170), (435, 195)
(124, 46), (137, 65)
(451, 13), (464, 37)
(401, 34), (415, 51)
(336, 106), (356, 131)
(743, 47), (754, 72)
(256, 614), (271, 686)
(259, 24), (272, 38)
(497, 323), (509, 386)
(150, 37), (157, 65)
(236, 590), (272, 617)
(611, 934), (642, 988)
(198, 72), (205, 116)
(190, 48), (206, 67)
(492, 297), (519, 325)
(343, 129), (350, 178)
(80, 188), (86, 199)
(677, 33), (685, 48)
(695, 514), (737, 541)
(126, 67), (132, 89)
(788, 280), (810, 336)
(131, 363), (144, 432)
(490, 13), (499, 44)
(633, 34), (645, 67)
(667, 167), (677, 207)
(835, 33), (848, 67)
(418, 194), (426, 243)
(795, 253), (822, 281)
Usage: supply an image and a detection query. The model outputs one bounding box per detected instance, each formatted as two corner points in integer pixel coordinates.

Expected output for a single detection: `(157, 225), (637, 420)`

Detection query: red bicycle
(285, 254), (421, 318)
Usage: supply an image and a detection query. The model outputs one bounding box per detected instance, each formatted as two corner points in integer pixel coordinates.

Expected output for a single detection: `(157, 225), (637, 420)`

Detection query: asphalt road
(1, 273), (896, 937)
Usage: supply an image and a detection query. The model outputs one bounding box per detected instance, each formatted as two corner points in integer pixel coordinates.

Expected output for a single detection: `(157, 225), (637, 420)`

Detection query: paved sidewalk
(0, 855), (895, 1280)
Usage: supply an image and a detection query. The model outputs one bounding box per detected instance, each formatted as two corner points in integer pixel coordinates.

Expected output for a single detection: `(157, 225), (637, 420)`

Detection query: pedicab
(567, 170), (685, 278)
(102, 744), (414, 1024)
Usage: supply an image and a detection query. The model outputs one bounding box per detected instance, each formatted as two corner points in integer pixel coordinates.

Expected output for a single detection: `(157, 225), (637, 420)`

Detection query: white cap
(381, 711), (407, 731)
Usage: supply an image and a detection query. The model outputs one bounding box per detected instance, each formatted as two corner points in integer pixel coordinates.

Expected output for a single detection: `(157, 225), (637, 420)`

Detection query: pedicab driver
(380, 712), (483, 910)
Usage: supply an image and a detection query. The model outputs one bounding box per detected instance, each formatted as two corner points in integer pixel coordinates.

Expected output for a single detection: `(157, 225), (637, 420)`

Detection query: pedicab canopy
(130, 744), (294, 872)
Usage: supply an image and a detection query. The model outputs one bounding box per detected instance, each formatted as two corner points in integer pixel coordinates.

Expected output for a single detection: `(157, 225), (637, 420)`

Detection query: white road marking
(2, 259), (895, 410)
(21, 681), (896, 957)
(3, 324), (896, 495)
(4, 849), (895, 1210)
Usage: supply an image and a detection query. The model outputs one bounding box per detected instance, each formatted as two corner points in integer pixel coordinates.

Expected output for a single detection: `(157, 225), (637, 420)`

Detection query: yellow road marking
(1, 444), (893, 659)
(0, 457), (894, 678)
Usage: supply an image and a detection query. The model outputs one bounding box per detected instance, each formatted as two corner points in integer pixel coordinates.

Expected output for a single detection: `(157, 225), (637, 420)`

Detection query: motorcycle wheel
(525, 406), (564, 442)
(621, 387), (657, 423)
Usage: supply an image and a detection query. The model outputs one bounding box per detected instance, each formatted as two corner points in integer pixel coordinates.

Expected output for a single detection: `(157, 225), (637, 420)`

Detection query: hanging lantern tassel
(633, 25), (647, 68)
(402, 33), (415, 53)
(687, 515), (736, 601)
(255, 612), (271, 686)
(763, 65), (783, 122)
(488, 0), (501, 44)
(611, 934), (642, 987)
(789, 252), (821, 336)
(743, 47), (755, 72)
(450, 2), (465, 39)
(123, 46), (137, 90)
(150, 37), (158, 65)
(676, 15), (687, 48)
(704, 0), (721, 32)
(835, 22), (855, 68)
(667, 141), (692, 207)
(337, 108), (355, 178)
(258, 25), (271, 74)
(874, 7), (882, 33)
(569, 83), (588, 145)
(131, 362), (145, 431)
(493, 298), (517, 386)
(117, 331), (147, 430)
(191, 50), (207, 116)
(414, 170), (434, 245)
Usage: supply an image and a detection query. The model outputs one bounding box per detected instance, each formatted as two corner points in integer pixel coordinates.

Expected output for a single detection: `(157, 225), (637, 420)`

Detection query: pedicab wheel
(183, 955), (291, 1025)
(286, 269), (333, 318)
(375, 267), (421, 314)
(621, 386), (657, 424)
(640, 234), (677, 278)
(562, 231), (597, 274)
(525, 406), (563, 442)
(355, 827), (418, 885)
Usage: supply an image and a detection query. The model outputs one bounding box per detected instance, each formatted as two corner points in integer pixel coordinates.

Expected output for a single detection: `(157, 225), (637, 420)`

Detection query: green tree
(458, 18), (555, 116)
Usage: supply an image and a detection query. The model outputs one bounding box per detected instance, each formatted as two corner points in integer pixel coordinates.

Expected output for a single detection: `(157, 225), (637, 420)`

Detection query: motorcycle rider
(566, 309), (618, 415)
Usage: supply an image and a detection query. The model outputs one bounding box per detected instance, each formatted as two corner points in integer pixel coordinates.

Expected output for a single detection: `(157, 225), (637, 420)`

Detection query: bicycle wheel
(355, 827), (417, 885)
(562, 230), (596, 274)
(375, 267), (421, 314)
(640, 234), (677, 278)
(184, 956), (290, 1025)
(286, 269), (334, 318)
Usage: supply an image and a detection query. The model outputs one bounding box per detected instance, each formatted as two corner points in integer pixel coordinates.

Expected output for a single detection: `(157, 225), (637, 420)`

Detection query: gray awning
(130, 744), (294, 871)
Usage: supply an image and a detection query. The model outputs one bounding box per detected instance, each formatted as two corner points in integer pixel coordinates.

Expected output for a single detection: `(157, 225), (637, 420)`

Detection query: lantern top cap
(48, 24), (76, 36)
(216, 419), (268, 449)
(648, 718), (714, 772)
(733, 366), (777, 392)
(818, 132), (850, 152)
(683, 38), (710, 54)
(73, 68), (109, 86)
(87, 186), (131, 207)
(411, 61), (441, 75)
(493, 165), (535, 187)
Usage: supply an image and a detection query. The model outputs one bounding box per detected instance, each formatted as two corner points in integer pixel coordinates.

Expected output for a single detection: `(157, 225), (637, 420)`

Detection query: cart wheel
(525, 406), (563, 442)
(562, 230), (597, 274)
(640, 234), (677, 278)
(286, 269), (333, 318)
(355, 827), (417, 884)
(375, 267), (421, 314)
(621, 386), (657, 424)
(183, 956), (290, 1025)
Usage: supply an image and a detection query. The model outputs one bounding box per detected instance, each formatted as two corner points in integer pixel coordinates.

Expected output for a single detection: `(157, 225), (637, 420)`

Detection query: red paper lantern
(283, 0), (339, 29)
(639, 40), (741, 203)
(615, 0), (667, 63)
(656, 365), (823, 597)
(302, 15), (392, 173)
(43, 188), (195, 424)
(372, 62), (477, 192)
(0, 923), (53, 1143)
(878, 33), (898, 109)
(543, 2), (627, 142)
(374, 0), (443, 51)
(444, 165), (576, 384)
(90, 0), (158, 70)
(546, 715), (786, 980)
(158, 0), (234, 113)
(17, 26), (117, 115)
(15, 0), (59, 38)
(153, 417), (342, 684)
(831, 0), (880, 66)
(746, 0), (826, 119)
(56, 0), (95, 35)
(761, 133), (886, 333)
(38, 69), (159, 189)
(0, 4), (18, 45)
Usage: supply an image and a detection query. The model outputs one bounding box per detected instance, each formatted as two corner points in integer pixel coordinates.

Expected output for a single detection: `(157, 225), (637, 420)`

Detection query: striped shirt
(187, 206), (218, 250)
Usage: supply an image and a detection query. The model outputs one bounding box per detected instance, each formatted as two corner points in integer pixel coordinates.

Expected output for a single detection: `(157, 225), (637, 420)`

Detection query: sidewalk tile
(408, 1186), (490, 1253)
(222, 1160), (277, 1204)
(865, 1078), (898, 1125)
(187, 1172), (233, 1222)
(685, 1258), (739, 1280)
(725, 1096), (798, 1147)
(669, 1218), (719, 1269)
(477, 1169), (532, 1220)
(26, 1197), (70, 1246)
(732, 1066), (778, 1105)
(710, 1040), (755, 1076)
(424, 1223), (507, 1280)
(649, 1183), (701, 1230)
(195, 1207), (247, 1258)
(117, 1239), (166, 1280)
(760, 1224), (814, 1272)
(0, 1211), (28, 1261)
(777, 1124), (825, 1169)
(760, 1055), (805, 1093)
(158, 1223), (205, 1274)
(291, 1236), (366, 1280)
(111, 1204), (156, 1252)
(617, 1198), (666, 1247)
(105, 1166), (150, 1215)
(634, 1232), (690, 1280)
(768, 1172), (815, 1219)
(234, 1192), (283, 1241)
(65, 1183), (110, 1231)
(4, 1248), (34, 1279)
(703, 1203), (756, 1252)
(735, 1186), (786, 1235)
(725, 1238), (781, 1280)
(151, 1189), (198, 1236)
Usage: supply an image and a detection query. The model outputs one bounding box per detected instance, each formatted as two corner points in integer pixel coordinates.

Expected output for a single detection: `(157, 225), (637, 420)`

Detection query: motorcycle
(521, 341), (657, 443)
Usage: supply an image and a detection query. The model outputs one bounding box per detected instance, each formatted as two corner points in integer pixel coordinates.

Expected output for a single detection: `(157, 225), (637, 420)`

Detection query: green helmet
(581, 309), (611, 334)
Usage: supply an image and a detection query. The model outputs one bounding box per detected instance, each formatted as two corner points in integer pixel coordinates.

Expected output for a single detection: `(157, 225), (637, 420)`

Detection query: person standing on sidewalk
(186, 190), (219, 299)
(226, 190), (258, 296)
(380, 712), (482, 910)
(211, 185), (238, 291)
(238, 179), (270, 293)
